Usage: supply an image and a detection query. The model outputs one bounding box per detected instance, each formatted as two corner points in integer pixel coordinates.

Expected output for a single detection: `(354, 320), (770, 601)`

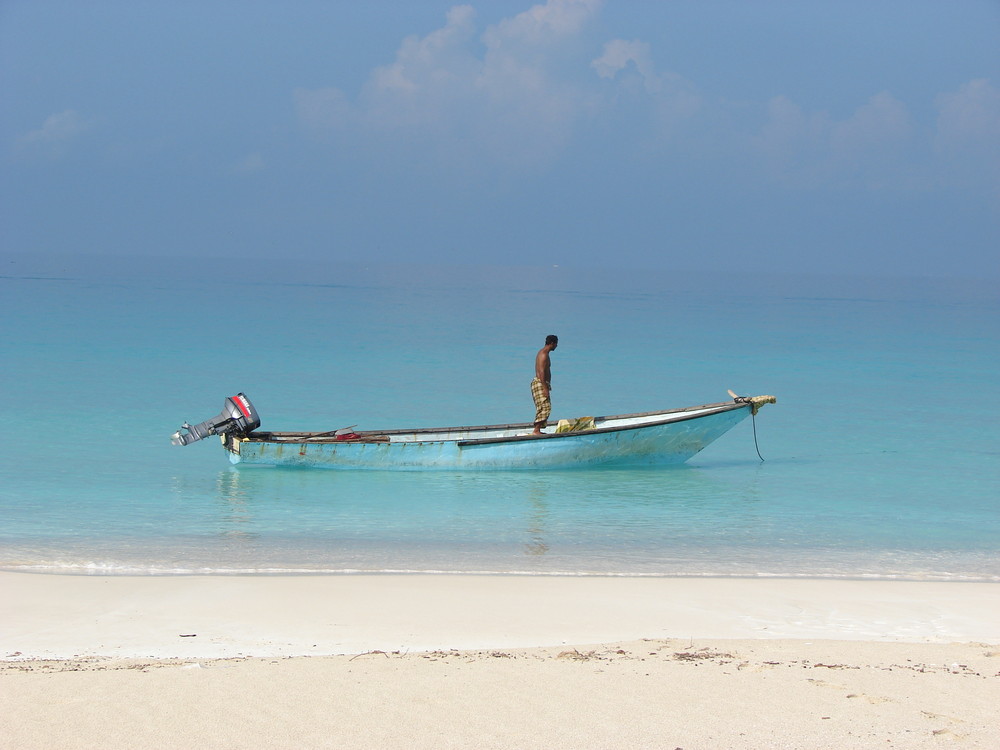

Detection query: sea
(2, 253), (998, 581)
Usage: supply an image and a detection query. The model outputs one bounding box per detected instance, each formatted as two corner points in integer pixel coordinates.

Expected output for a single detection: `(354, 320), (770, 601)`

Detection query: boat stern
(222, 431), (246, 463)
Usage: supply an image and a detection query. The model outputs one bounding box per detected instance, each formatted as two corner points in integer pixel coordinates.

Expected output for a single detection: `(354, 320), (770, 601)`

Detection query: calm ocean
(2, 255), (998, 580)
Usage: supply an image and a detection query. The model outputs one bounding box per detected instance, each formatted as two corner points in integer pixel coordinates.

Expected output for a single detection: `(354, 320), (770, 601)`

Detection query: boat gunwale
(241, 400), (748, 446)
(456, 401), (746, 446)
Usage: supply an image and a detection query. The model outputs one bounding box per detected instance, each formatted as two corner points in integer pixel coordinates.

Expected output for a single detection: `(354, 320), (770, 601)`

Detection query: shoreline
(6, 567), (1000, 582)
(3, 572), (998, 661)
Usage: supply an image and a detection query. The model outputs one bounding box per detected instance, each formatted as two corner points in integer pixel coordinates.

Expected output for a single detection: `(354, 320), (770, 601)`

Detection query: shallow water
(2, 257), (997, 579)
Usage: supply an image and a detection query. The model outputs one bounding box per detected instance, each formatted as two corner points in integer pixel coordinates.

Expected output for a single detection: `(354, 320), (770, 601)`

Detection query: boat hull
(227, 402), (754, 470)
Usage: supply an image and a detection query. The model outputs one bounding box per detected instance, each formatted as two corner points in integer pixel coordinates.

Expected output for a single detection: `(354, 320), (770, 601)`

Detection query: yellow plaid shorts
(530, 378), (551, 424)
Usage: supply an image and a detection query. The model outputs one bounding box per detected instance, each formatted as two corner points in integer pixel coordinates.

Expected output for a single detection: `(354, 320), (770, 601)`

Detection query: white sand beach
(2, 573), (999, 749)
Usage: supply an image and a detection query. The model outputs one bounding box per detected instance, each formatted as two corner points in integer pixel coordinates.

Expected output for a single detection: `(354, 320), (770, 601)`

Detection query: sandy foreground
(1, 573), (999, 749)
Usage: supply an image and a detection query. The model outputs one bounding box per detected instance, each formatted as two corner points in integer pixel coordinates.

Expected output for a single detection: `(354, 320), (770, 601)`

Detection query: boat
(171, 392), (776, 470)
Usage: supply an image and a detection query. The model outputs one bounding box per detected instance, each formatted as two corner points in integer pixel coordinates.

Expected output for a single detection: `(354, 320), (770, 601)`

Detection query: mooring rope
(732, 394), (768, 462)
(751, 409), (765, 462)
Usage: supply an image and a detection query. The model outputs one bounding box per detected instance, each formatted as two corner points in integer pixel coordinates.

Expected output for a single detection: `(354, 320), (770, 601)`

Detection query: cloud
(936, 78), (1000, 143)
(751, 81), (1000, 205)
(482, 0), (599, 47)
(591, 39), (657, 90)
(15, 110), (92, 158)
(831, 92), (912, 154)
(363, 4), (480, 132)
(755, 92), (917, 188)
(372, 4), (478, 97)
(294, 1), (603, 170)
(473, 0), (603, 162)
(591, 38), (701, 137)
(934, 79), (1000, 196)
(294, 5), (480, 138)
(289, 2), (993, 204)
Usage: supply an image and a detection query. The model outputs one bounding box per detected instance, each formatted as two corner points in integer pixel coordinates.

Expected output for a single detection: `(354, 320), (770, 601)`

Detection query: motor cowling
(171, 393), (261, 446)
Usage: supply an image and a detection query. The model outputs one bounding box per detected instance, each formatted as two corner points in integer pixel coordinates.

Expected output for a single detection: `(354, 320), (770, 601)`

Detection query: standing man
(531, 334), (558, 434)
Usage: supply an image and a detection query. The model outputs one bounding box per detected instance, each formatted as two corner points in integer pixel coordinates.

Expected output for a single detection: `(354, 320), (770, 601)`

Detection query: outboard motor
(171, 393), (261, 446)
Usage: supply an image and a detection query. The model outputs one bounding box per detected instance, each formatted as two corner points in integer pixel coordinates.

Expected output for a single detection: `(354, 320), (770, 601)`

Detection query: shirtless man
(531, 334), (558, 434)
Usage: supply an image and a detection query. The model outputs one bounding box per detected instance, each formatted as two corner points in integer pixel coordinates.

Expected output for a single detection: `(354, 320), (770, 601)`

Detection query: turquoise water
(2, 256), (998, 579)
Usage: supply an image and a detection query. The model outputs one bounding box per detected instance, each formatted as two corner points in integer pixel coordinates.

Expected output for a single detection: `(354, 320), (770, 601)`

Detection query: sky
(2, 0), (999, 278)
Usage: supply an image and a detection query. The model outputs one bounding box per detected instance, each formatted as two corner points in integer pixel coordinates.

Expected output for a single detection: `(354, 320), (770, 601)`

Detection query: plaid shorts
(531, 378), (551, 424)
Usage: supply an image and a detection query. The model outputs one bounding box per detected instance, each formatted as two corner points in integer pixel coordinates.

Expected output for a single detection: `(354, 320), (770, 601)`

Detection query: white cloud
(753, 82), (1000, 200)
(936, 78), (1000, 144)
(363, 4), (480, 132)
(294, 1), (603, 170)
(758, 95), (825, 152)
(16, 110), (92, 158)
(591, 39), (655, 87)
(590, 38), (701, 138)
(290, 1), (989, 200)
(831, 92), (912, 154)
(371, 4), (478, 97)
(482, 0), (599, 48)
(472, 0), (603, 163)
(755, 92), (917, 188)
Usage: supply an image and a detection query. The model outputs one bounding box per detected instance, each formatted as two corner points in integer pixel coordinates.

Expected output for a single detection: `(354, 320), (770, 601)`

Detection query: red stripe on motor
(232, 395), (251, 418)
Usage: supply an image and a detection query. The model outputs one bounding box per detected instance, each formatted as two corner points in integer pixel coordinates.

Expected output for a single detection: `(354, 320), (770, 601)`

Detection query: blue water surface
(1, 256), (997, 579)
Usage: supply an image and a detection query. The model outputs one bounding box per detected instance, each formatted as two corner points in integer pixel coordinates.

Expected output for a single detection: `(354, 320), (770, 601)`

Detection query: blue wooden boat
(171, 393), (775, 470)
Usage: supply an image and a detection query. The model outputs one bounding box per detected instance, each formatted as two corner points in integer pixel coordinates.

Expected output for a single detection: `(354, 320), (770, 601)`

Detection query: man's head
(545, 334), (558, 349)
